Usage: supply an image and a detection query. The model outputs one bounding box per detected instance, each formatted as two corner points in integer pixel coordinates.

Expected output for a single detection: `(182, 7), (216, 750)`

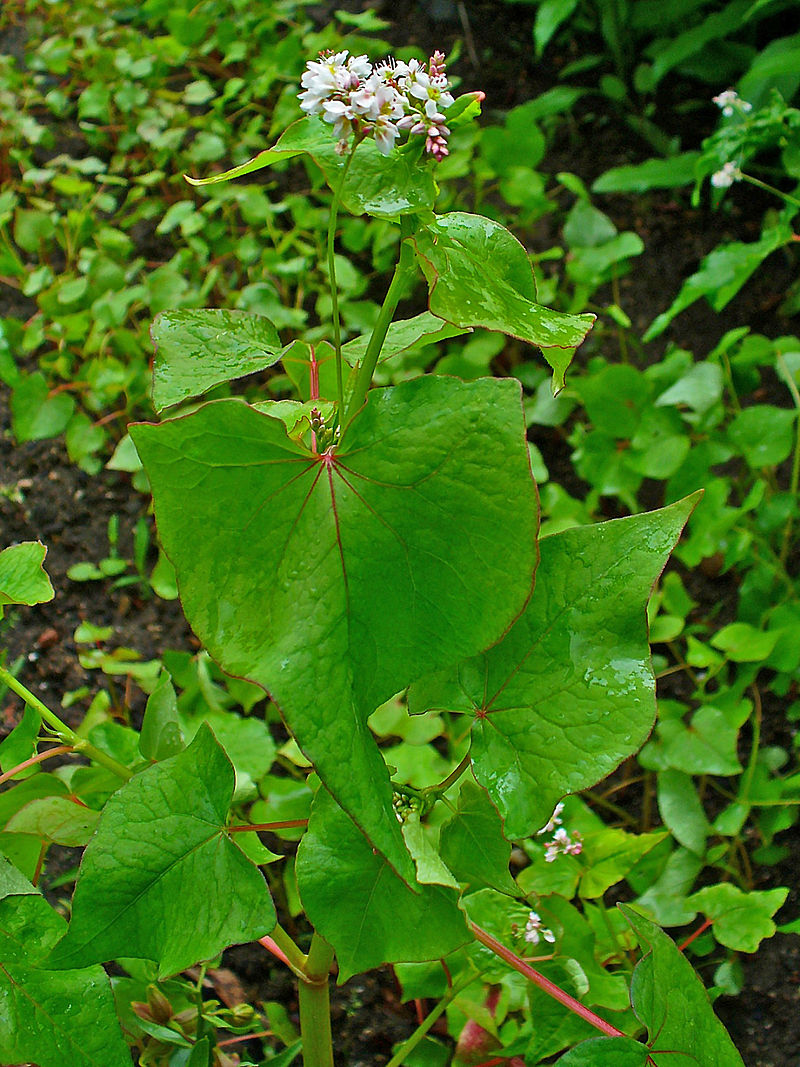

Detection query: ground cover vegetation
(0, 0), (799, 1064)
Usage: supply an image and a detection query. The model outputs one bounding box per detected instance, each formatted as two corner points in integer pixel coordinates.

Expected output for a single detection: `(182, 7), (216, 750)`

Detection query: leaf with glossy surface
(296, 788), (470, 981)
(0, 540), (54, 617)
(411, 213), (595, 390)
(131, 376), (538, 880)
(622, 905), (745, 1065)
(410, 498), (696, 840)
(47, 725), (275, 976)
(0, 868), (130, 1067)
(187, 117), (438, 218)
(151, 309), (282, 412)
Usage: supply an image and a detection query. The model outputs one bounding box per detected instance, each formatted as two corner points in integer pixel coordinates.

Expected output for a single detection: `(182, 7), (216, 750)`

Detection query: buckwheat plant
(0, 48), (746, 1067)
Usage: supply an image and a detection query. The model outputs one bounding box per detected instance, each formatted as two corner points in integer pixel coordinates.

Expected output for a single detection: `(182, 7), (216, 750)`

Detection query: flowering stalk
(327, 142), (359, 420)
(344, 216), (417, 425)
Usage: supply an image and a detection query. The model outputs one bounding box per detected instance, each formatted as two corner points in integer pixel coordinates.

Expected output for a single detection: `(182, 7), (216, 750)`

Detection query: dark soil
(2, 1), (800, 1065)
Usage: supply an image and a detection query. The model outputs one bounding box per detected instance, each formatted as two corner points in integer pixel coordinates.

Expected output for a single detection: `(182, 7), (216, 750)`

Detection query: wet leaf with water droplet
(410, 495), (698, 839)
(411, 212), (595, 391)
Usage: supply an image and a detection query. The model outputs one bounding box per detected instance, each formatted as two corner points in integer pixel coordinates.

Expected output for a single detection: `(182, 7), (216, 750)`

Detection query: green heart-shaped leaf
(621, 905), (745, 1065)
(411, 213), (595, 390)
(0, 859), (130, 1067)
(46, 725), (274, 976)
(131, 375), (538, 880)
(410, 497), (697, 840)
(151, 308), (283, 412)
(296, 788), (470, 981)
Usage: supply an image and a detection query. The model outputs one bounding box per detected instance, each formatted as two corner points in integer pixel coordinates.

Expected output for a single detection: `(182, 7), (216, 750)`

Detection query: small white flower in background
(544, 826), (583, 863)
(524, 911), (556, 946)
(712, 88), (753, 117)
(537, 801), (564, 836)
(711, 161), (742, 188)
(298, 48), (457, 159)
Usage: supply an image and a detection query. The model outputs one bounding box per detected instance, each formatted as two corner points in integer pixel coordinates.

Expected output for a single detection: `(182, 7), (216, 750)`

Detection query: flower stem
(0, 665), (132, 781)
(426, 752), (472, 798)
(327, 144), (358, 423)
(343, 217), (417, 428)
(297, 932), (335, 1067)
(740, 171), (800, 211)
(469, 922), (625, 1039)
(385, 966), (480, 1067)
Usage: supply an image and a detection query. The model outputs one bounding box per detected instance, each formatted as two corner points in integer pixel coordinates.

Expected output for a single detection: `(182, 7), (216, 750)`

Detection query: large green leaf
(621, 906), (745, 1065)
(131, 375), (538, 880)
(46, 725), (274, 976)
(151, 309), (283, 412)
(0, 540), (54, 618)
(409, 498), (696, 840)
(0, 859), (130, 1067)
(411, 213), (595, 390)
(187, 116), (438, 218)
(295, 788), (470, 981)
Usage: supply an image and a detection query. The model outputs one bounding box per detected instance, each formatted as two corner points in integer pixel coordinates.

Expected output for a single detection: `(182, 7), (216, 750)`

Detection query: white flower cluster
(711, 160), (742, 188)
(713, 89), (753, 118)
(537, 802), (582, 862)
(524, 910), (555, 946)
(298, 49), (455, 158)
(544, 827), (583, 862)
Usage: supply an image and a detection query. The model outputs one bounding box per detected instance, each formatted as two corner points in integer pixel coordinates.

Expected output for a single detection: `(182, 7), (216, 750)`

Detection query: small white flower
(373, 115), (401, 155)
(543, 826), (582, 862)
(524, 911), (556, 946)
(712, 88), (753, 117)
(711, 161), (742, 188)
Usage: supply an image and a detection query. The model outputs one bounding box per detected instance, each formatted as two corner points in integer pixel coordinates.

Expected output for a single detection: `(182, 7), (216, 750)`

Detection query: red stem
(469, 922), (625, 1039)
(218, 1030), (271, 1048)
(678, 917), (713, 952)
(0, 744), (72, 786)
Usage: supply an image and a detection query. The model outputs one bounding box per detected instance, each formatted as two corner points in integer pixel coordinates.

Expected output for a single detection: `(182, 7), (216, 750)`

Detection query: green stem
(343, 217), (417, 428)
(327, 144), (358, 422)
(426, 752), (472, 798)
(298, 932), (335, 1067)
(385, 967), (480, 1067)
(739, 171), (800, 211)
(0, 665), (132, 781)
(777, 352), (800, 566)
(263, 922), (310, 981)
